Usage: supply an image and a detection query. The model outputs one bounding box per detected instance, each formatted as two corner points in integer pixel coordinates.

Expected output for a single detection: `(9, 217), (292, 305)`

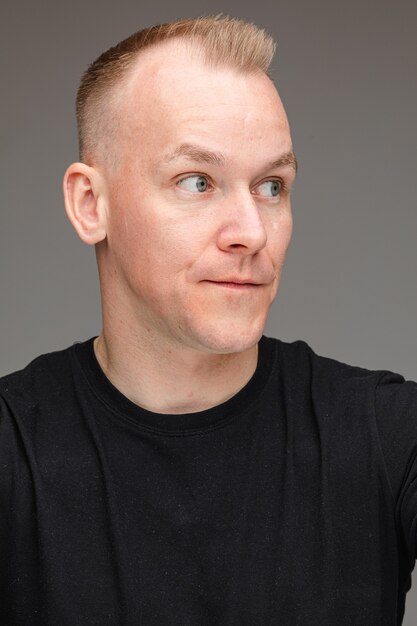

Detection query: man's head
(76, 15), (276, 166)
(64, 16), (296, 355)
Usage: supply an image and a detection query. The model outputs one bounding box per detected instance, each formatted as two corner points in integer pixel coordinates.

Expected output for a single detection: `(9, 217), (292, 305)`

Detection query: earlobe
(63, 163), (107, 245)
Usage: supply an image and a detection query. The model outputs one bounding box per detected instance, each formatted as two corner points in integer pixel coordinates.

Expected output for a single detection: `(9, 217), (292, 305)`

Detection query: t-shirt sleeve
(375, 372), (417, 565)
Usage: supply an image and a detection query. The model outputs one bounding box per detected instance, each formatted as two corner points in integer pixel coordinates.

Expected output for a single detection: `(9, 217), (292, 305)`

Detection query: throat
(94, 335), (259, 415)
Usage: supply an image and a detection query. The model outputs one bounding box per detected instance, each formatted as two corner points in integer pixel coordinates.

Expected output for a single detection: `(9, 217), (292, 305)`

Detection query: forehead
(116, 41), (291, 163)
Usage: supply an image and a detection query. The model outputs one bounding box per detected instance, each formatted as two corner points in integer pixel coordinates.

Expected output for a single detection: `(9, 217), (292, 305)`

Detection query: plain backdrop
(1, 0), (416, 622)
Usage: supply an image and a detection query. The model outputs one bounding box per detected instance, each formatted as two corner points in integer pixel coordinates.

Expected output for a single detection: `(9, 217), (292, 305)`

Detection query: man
(0, 15), (416, 625)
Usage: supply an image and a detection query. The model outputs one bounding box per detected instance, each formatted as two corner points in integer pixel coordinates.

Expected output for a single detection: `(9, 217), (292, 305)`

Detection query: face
(99, 43), (296, 355)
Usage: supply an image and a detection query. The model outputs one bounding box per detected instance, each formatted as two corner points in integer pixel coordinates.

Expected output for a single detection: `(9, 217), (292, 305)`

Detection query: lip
(204, 280), (261, 289)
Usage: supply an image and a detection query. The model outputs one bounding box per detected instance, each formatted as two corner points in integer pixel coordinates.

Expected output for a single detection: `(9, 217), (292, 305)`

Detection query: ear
(63, 162), (107, 245)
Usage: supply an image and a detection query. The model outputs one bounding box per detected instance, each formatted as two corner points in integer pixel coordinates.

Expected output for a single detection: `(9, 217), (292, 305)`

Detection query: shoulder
(0, 339), (95, 422)
(263, 334), (397, 393)
(263, 335), (417, 431)
(265, 336), (417, 494)
(0, 339), (96, 472)
(0, 344), (75, 405)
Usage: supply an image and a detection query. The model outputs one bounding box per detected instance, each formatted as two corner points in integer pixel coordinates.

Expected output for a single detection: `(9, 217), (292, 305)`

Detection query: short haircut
(76, 15), (276, 163)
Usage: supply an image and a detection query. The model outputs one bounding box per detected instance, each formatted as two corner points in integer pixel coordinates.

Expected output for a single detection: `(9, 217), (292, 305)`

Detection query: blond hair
(76, 15), (276, 163)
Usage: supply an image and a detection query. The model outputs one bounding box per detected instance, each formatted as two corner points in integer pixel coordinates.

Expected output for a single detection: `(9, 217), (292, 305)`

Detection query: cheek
(107, 208), (144, 267)
(269, 212), (293, 260)
(107, 201), (207, 285)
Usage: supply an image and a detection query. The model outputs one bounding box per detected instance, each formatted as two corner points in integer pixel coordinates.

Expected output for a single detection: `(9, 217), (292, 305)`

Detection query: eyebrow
(164, 143), (298, 173)
(164, 143), (225, 167)
(267, 152), (298, 173)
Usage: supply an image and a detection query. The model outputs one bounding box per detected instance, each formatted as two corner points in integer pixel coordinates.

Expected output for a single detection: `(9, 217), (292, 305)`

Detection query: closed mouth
(205, 280), (261, 288)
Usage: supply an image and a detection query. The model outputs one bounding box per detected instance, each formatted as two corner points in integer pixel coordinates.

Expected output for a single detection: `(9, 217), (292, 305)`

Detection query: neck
(93, 327), (259, 415)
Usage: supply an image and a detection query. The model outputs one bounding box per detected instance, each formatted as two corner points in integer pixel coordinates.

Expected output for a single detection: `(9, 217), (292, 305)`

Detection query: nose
(216, 191), (268, 255)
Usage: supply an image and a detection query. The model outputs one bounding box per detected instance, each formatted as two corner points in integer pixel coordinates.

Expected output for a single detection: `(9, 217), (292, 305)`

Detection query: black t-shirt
(1, 336), (417, 625)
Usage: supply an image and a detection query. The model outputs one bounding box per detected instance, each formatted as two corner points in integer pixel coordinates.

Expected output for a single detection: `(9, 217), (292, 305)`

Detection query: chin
(185, 318), (267, 355)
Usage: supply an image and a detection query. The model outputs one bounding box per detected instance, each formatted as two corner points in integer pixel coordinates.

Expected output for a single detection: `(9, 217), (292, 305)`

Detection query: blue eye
(177, 175), (209, 193)
(256, 180), (282, 197)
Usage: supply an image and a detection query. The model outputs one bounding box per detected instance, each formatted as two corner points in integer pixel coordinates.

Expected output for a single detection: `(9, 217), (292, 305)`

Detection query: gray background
(1, 0), (416, 621)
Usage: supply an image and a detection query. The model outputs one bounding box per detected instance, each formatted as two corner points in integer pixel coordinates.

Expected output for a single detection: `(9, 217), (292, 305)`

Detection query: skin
(63, 41), (296, 414)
